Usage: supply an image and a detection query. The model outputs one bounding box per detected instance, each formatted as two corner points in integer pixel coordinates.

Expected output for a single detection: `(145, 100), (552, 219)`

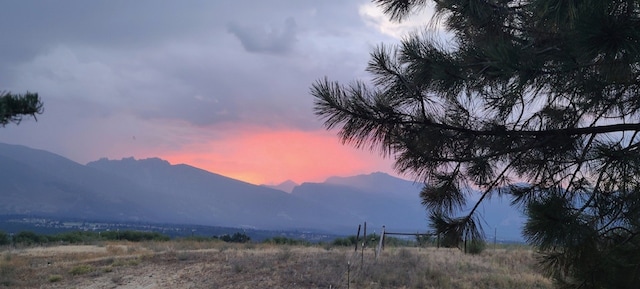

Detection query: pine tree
(0, 91), (43, 126)
(311, 1), (640, 288)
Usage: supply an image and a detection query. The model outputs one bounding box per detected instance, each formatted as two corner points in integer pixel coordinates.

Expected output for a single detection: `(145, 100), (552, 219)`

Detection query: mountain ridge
(0, 143), (525, 240)
(263, 180), (298, 193)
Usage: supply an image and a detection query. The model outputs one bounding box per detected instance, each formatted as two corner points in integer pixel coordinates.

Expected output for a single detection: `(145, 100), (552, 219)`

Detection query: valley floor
(0, 241), (552, 289)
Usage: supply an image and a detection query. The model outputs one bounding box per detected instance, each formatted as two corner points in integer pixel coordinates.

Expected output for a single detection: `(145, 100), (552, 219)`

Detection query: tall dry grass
(351, 247), (550, 289)
(0, 241), (552, 289)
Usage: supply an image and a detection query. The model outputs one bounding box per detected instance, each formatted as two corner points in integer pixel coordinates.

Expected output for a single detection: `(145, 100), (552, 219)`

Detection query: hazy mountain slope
(0, 143), (162, 221)
(86, 158), (347, 230)
(292, 179), (428, 233)
(324, 172), (423, 200)
(304, 172), (525, 240)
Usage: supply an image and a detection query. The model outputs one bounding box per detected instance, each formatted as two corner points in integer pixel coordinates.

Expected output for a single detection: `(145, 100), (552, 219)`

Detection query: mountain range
(0, 143), (525, 240)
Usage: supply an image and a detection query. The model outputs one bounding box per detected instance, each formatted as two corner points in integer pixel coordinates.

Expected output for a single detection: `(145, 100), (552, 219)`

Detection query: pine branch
(0, 91), (43, 126)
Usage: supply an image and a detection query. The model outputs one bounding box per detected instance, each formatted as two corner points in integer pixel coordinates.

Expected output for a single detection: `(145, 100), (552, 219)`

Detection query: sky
(0, 0), (437, 185)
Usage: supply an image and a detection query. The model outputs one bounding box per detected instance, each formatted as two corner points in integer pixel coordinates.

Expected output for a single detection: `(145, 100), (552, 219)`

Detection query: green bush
(466, 239), (486, 255)
(331, 237), (355, 247)
(263, 236), (310, 246)
(14, 231), (46, 245)
(100, 230), (169, 242)
(0, 231), (9, 246)
(48, 274), (62, 282)
(69, 265), (94, 275)
(214, 232), (251, 243)
(53, 231), (100, 243)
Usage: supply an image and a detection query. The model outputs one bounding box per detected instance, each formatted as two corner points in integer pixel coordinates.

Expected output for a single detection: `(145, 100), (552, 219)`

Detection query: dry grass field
(0, 240), (552, 288)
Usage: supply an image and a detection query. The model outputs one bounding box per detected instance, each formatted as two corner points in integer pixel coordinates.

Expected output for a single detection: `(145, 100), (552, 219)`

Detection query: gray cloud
(0, 0), (407, 163)
(227, 17), (298, 55)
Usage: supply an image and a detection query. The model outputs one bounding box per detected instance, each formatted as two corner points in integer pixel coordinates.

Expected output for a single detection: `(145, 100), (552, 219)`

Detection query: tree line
(0, 230), (170, 245)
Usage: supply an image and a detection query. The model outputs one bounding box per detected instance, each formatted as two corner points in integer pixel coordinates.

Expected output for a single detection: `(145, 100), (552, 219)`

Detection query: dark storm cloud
(227, 17), (298, 55)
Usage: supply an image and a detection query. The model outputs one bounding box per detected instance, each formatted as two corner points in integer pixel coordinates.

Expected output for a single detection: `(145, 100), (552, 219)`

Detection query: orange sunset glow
(159, 128), (398, 185)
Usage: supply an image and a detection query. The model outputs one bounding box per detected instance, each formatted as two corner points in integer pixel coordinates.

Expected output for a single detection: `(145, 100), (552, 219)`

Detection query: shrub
(0, 231), (9, 246)
(331, 237), (353, 247)
(332, 234), (395, 247)
(48, 274), (62, 282)
(69, 265), (94, 275)
(14, 231), (45, 245)
(214, 232), (251, 243)
(466, 239), (486, 255)
(54, 231), (100, 243)
(263, 236), (310, 246)
(100, 230), (169, 242)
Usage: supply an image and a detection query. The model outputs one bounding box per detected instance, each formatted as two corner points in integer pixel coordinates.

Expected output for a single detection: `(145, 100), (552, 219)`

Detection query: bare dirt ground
(0, 241), (552, 289)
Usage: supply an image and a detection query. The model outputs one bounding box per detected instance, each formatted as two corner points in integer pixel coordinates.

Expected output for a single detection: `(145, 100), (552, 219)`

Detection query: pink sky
(158, 127), (399, 185)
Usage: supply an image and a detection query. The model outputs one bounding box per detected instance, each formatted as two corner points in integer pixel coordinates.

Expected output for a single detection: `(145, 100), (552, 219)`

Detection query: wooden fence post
(361, 222), (366, 269)
(363, 222), (367, 248)
(375, 225), (385, 259)
(355, 224), (361, 252)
